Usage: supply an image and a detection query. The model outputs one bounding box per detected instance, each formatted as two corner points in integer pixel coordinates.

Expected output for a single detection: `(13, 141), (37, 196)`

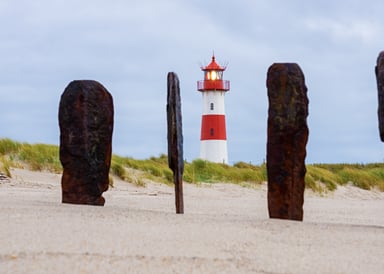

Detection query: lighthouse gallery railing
(197, 80), (230, 91)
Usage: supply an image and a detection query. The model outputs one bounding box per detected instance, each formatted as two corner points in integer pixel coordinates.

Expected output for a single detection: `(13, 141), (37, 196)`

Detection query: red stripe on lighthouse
(200, 115), (227, 140)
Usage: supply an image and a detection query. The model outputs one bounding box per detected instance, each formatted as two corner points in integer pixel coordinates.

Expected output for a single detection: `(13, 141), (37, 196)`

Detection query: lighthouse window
(210, 103), (214, 110)
(210, 128), (214, 136)
(205, 70), (223, 80)
(211, 70), (217, 80)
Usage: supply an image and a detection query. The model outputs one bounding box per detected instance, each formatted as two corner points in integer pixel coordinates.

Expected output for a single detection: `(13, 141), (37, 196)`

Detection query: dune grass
(310, 163), (384, 191)
(0, 138), (383, 192)
(0, 138), (61, 173)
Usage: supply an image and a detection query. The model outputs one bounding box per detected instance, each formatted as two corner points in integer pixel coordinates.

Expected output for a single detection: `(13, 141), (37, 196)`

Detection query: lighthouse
(197, 54), (230, 164)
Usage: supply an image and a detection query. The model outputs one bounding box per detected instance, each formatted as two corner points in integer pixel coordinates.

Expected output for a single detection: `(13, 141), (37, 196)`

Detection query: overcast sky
(0, 0), (383, 164)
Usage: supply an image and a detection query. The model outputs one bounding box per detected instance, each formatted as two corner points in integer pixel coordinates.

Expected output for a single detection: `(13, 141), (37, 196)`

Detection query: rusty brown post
(266, 63), (309, 221)
(59, 80), (114, 206)
(167, 72), (184, 214)
(375, 51), (384, 142)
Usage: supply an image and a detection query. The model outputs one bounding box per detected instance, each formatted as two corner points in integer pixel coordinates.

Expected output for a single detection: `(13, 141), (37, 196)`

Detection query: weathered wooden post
(59, 80), (114, 206)
(375, 51), (384, 142)
(167, 72), (184, 214)
(266, 63), (309, 221)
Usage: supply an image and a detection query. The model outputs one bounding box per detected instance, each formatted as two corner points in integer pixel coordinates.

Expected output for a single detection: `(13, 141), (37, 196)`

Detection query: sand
(1, 168), (383, 274)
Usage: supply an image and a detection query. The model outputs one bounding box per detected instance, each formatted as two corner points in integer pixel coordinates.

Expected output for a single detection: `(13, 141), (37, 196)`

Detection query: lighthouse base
(200, 140), (228, 164)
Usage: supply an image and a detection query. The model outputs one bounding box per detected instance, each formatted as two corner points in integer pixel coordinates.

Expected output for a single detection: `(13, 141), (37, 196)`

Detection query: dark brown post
(266, 63), (309, 221)
(59, 80), (114, 206)
(376, 51), (384, 142)
(167, 72), (184, 214)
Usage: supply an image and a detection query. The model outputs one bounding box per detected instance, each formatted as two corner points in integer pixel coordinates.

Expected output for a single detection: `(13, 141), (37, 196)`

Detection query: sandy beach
(1, 168), (384, 273)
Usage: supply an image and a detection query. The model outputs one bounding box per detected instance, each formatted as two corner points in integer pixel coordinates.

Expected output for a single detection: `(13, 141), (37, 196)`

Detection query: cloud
(305, 17), (381, 46)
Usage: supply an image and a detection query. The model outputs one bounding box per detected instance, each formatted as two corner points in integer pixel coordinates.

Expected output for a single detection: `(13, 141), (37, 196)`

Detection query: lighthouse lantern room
(197, 55), (230, 164)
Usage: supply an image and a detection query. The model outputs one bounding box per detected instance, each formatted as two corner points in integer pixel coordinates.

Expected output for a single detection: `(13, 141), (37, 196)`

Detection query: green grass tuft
(0, 139), (61, 173)
(0, 156), (12, 177)
(306, 166), (338, 191)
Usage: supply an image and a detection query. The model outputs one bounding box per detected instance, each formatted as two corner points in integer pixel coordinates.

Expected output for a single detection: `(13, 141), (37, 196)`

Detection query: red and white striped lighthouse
(197, 54), (230, 164)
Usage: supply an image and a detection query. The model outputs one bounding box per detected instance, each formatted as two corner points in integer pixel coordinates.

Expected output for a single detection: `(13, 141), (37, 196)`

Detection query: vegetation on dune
(0, 138), (61, 173)
(309, 163), (384, 191)
(0, 138), (383, 192)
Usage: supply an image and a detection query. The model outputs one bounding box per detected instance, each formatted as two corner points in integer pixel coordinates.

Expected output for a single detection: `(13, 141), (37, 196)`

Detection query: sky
(0, 0), (383, 164)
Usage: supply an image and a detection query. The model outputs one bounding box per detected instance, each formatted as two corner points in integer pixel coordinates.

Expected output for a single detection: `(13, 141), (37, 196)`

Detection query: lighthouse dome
(202, 55), (226, 71)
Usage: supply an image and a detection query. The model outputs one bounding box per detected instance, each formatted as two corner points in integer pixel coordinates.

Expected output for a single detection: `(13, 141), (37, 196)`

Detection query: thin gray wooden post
(167, 72), (184, 214)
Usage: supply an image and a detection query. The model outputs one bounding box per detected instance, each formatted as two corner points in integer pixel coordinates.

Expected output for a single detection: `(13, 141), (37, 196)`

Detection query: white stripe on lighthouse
(200, 140), (228, 164)
(201, 91), (226, 114)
